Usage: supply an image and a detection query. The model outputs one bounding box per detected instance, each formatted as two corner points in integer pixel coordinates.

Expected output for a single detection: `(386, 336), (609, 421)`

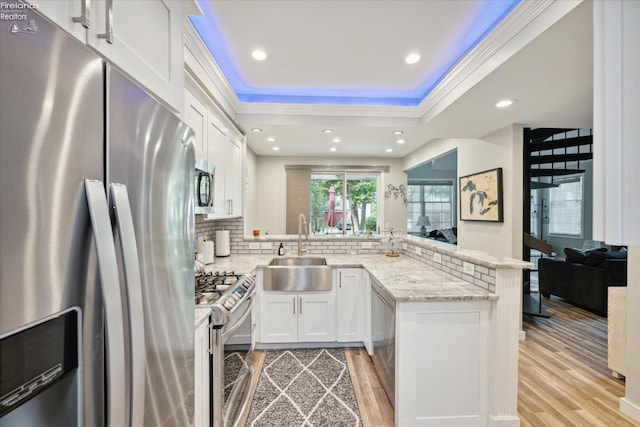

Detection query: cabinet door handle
(97, 0), (114, 44)
(293, 297), (296, 315)
(72, 0), (91, 28)
(299, 296), (302, 314)
(339, 272), (342, 288)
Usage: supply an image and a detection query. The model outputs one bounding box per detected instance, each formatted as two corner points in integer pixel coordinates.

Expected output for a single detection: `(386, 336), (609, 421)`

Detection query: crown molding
(183, 0), (583, 125)
(184, 22), (242, 119)
(417, 0), (583, 123)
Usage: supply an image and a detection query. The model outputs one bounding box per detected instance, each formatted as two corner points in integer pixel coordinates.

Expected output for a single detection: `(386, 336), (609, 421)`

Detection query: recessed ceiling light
(393, 130), (404, 135)
(252, 49), (267, 61)
(330, 147), (337, 152)
(272, 146), (279, 151)
(251, 128), (262, 133)
(322, 129), (333, 134)
(496, 98), (516, 108)
(397, 139), (405, 144)
(405, 53), (420, 64)
(385, 148), (393, 153)
(267, 137), (275, 142)
(333, 138), (341, 143)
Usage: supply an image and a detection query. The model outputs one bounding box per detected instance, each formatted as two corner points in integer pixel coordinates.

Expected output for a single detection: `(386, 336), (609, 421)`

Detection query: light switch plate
(362, 242), (373, 249)
(249, 242), (260, 250)
(463, 261), (475, 275)
(415, 247), (422, 256)
(433, 252), (442, 263)
(261, 242), (272, 249)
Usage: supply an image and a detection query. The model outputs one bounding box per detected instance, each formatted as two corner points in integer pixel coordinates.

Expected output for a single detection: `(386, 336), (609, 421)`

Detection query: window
(309, 171), (379, 235)
(548, 175), (583, 236)
(407, 181), (454, 233)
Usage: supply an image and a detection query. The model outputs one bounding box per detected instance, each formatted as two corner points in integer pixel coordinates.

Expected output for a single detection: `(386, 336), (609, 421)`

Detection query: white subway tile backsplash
(198, 216), (502, 296)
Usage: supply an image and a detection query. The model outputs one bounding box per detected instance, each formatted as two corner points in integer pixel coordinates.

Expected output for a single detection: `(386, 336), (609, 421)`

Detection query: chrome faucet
(298, 213), (309, 256)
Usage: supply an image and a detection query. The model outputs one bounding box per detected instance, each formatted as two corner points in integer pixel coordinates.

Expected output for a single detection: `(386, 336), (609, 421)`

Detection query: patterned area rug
(245, 348), (362, 426)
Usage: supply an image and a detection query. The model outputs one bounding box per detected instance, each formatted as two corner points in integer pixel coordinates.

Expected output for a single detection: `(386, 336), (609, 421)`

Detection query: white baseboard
(488, 414), (520, 427)
(620, 397), (640, 422)
(255, 342), (363, 351)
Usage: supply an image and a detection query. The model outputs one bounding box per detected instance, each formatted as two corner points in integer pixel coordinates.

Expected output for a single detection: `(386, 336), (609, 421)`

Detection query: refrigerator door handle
(84, 179), (127, 427)
(109, 183), (146, 427)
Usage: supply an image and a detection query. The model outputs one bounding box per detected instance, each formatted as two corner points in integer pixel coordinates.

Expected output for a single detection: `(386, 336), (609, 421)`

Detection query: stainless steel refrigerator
(0, 8), (195, 427)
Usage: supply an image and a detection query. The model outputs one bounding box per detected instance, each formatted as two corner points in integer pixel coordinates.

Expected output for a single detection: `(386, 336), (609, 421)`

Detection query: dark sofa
(538, 248), (627, 316)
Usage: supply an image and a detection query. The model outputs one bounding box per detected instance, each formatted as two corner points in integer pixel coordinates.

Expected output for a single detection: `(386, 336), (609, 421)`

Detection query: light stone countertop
(234, 234), (532, 270)
(244, 233), (382, 241)
(403, 235), (533, 270)
(205, 254), (496, 303)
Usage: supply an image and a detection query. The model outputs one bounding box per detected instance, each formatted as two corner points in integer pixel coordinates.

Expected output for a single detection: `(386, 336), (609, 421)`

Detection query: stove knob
(223, 299), (235, 310)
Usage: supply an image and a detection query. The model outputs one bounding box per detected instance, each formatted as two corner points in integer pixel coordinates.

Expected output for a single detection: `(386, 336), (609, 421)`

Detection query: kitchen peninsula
(206, 236), (531, 426)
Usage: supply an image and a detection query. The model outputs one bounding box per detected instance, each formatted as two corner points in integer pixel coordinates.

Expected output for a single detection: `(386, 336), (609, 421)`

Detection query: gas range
(195, 270), (255, 327)
(195, 271), (241, 305)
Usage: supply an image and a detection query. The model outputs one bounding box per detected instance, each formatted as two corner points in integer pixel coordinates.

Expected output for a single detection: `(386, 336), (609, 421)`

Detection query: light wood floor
(345, 347), (395, 427)
(519, 296), (639, 426)
(243, 297), (640, 426)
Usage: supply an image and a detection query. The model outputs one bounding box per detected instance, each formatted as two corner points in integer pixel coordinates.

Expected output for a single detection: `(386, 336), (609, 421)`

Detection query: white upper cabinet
(33, 0), (199, 113)
(185, 81), (245, 219)
(184, 90), (208, 161)
(34, 1), (87, 41)
(206, 116), (242, 219)
(225, 138), (243, 217)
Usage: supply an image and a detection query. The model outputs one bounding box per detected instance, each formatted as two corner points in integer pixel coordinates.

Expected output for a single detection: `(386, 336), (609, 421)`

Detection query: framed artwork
(459, 167), (503, 222)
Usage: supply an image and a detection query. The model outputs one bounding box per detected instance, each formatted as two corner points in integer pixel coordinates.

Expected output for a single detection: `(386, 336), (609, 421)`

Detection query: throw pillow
(439, 228), (457, 244)
(605, 250), (628, 260)
(564, 247), (586, 263)
(584, 251), (607, 266)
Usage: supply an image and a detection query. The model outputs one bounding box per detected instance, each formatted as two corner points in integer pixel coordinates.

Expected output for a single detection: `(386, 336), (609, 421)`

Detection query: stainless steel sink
(263, 257), (332, 292)
(268, 257), (327, 266)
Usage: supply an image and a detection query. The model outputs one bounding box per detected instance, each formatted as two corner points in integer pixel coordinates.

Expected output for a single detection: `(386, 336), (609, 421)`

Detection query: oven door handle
(226, 363), (255, 427)
(221, 294), (254, 342)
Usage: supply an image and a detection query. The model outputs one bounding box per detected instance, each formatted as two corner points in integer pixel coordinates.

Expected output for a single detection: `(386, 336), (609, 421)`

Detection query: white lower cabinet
(362, 271), (373, 354)
(395, 300), (490, 426)
(259, 292), (336, 343)
(335, 268), (364, 342)
(194, 318), (210, 427)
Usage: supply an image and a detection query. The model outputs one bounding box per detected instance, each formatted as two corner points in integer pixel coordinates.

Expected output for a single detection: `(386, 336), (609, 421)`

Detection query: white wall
(403, 124), (524, 259)
(593, 0), (640, 420)
(249, 156), (407, 235)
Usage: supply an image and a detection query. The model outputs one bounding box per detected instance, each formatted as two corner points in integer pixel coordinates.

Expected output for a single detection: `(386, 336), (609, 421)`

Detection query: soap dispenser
(278, 243), (285, 256)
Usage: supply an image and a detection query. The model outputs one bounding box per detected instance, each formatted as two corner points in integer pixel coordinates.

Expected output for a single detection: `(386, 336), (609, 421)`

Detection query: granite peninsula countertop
(205, 254), (496, 303)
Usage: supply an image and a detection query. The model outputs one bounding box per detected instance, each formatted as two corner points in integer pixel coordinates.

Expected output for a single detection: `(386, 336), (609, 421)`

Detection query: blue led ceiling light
(190, 0), (521, 107)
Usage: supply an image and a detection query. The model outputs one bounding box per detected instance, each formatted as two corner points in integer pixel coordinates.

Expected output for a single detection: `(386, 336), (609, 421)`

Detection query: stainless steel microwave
(195, 158), (215, 214)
